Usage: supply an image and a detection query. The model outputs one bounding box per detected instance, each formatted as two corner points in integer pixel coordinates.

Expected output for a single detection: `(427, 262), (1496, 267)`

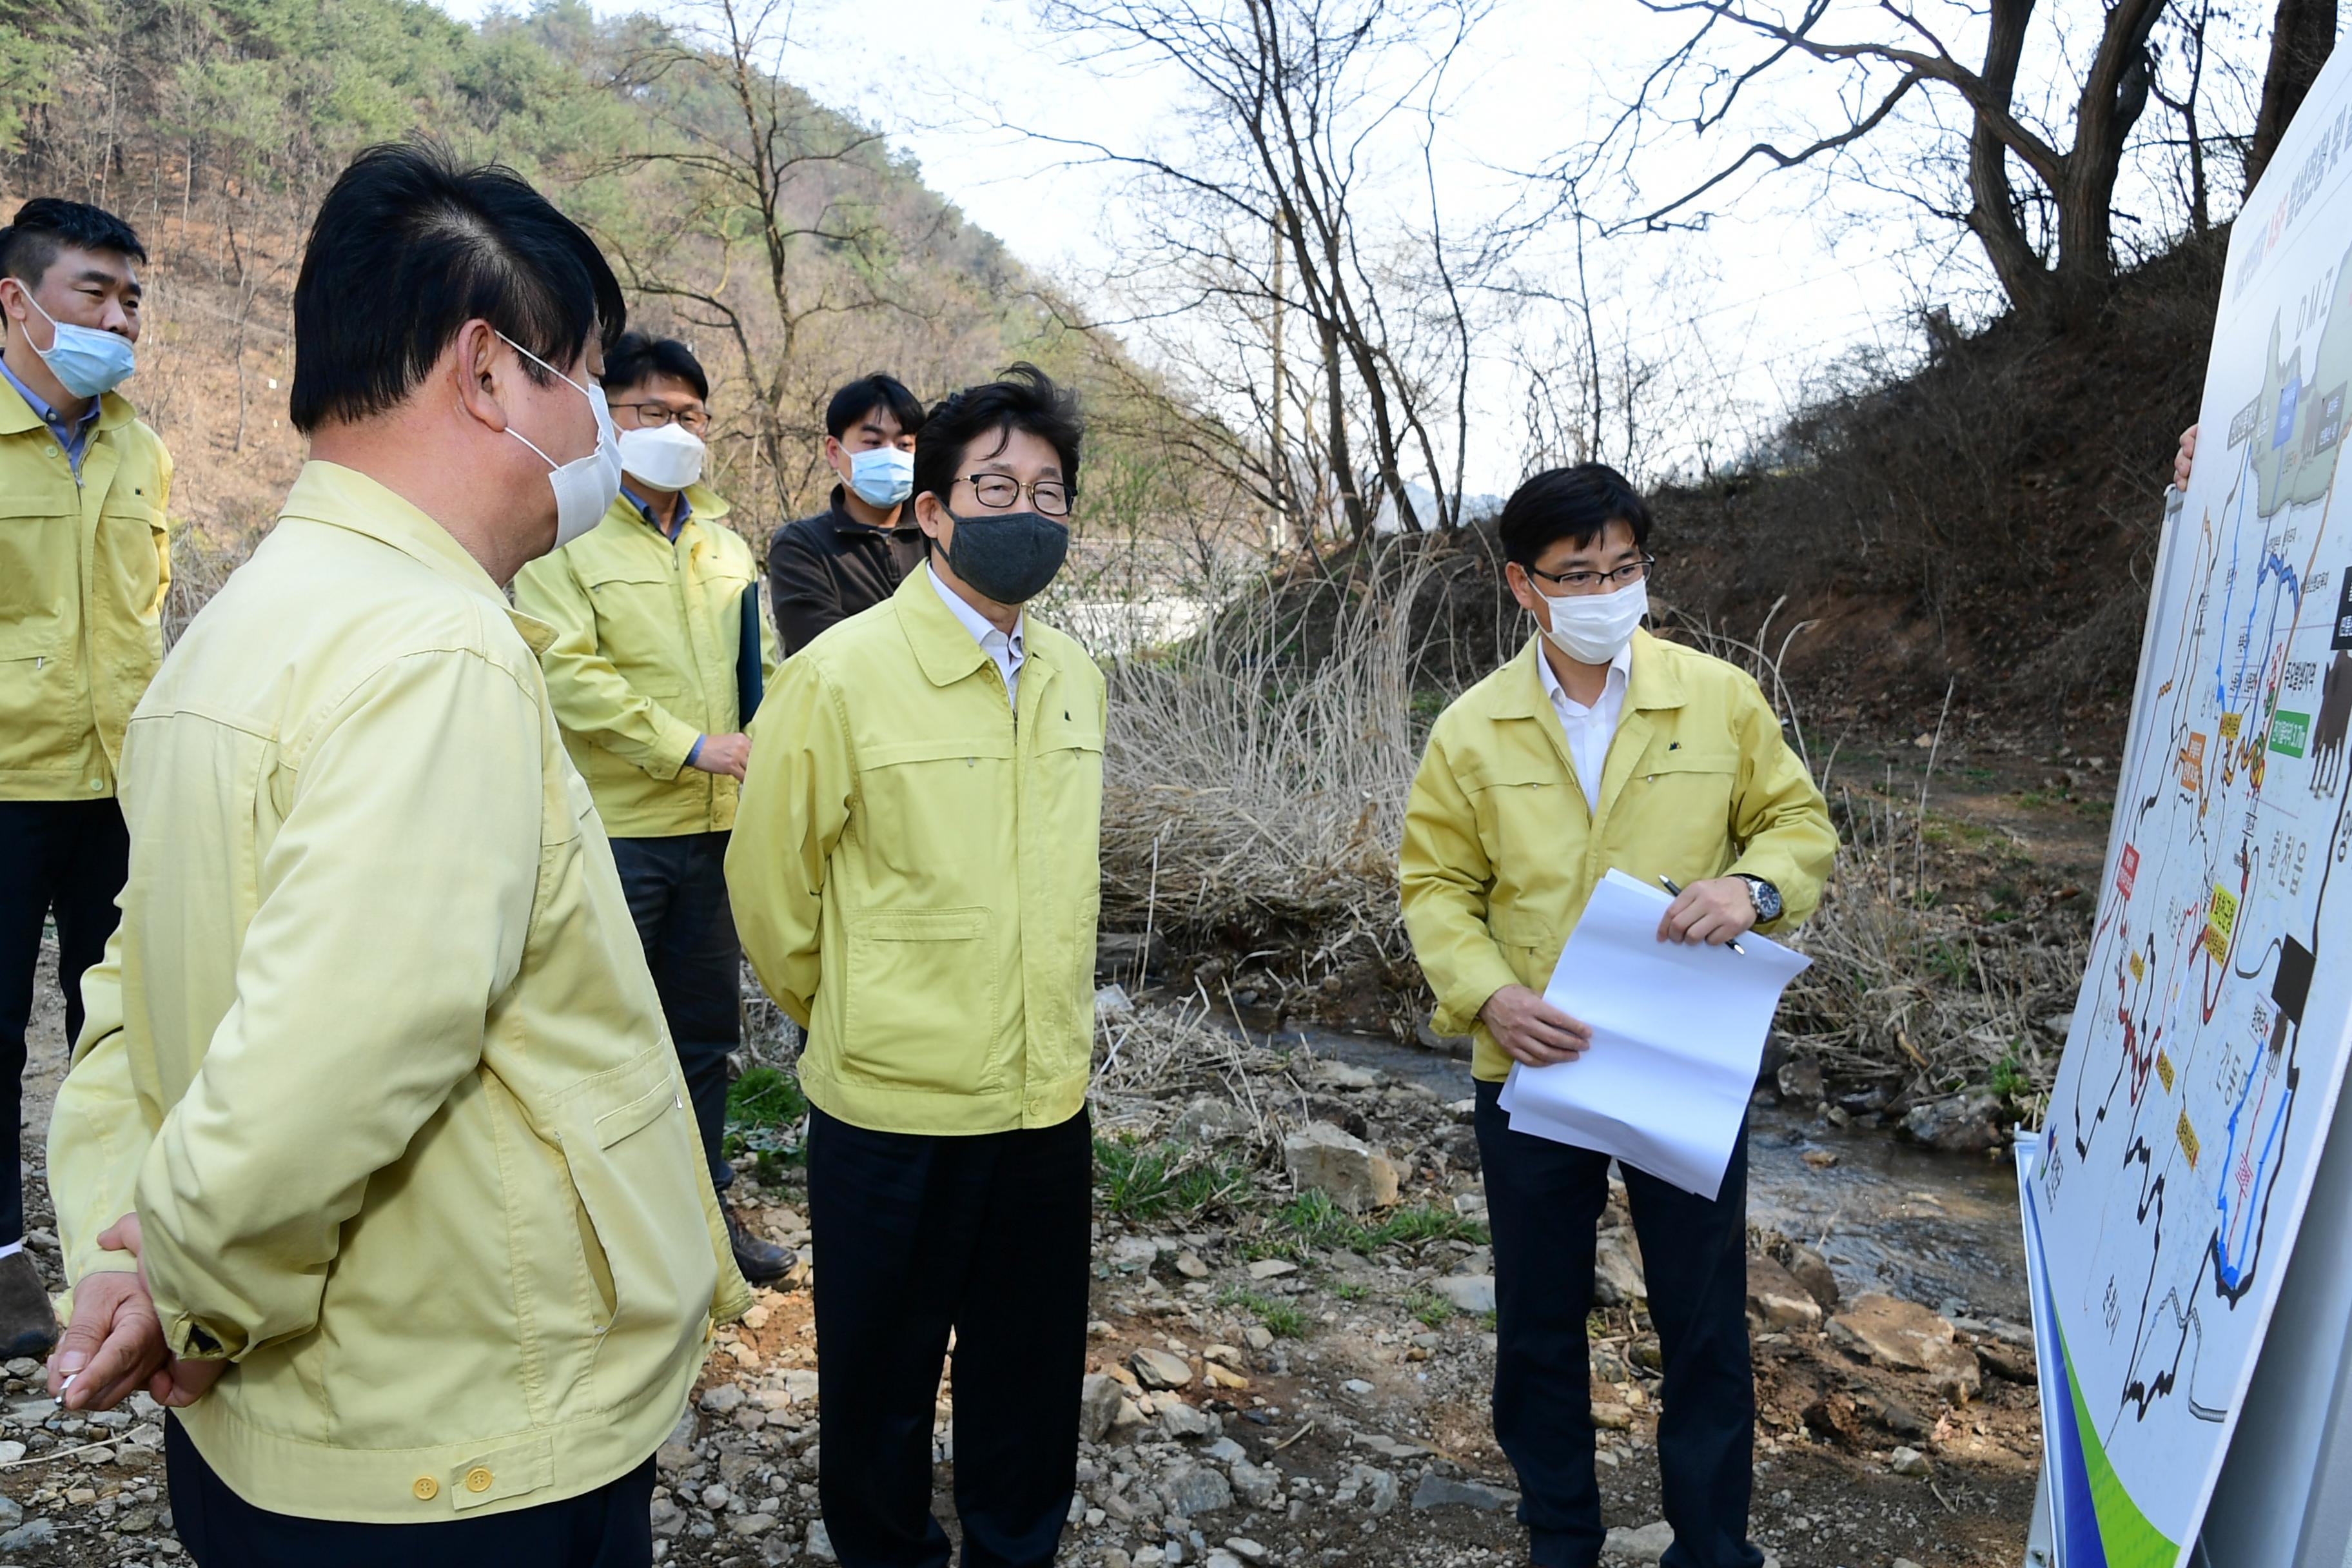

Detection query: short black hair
(288, 141), (625, 435)
(826, 373), (925, 442)
(0, 199), (146, 289)
(912, 363), (1082, 514)
(602, 331), (708, 402)
(1498, 464), (1651, 570)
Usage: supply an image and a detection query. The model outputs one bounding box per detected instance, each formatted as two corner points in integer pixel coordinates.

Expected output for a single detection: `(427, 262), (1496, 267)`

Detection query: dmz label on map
(2335, 577), (2352, 649)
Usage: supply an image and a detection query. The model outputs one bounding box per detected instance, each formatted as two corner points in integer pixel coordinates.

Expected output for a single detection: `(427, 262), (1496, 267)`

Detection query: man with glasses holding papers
(1399, 464), (1835, 1568)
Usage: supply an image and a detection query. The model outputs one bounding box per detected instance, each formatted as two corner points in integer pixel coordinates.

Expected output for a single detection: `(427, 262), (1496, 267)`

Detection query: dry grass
(1779, 790), (2081, 1110)
(1097, 552), (1439, 983)
(1096, 560), (2086, 1106)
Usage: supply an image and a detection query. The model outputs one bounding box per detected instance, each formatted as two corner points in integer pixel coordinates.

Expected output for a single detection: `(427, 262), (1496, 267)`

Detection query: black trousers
(808, 1104), (1092, 1568)
(1475, 1079), (1761, 1568)
(166, 1415), (655, 1567)
(608, 832), (739, 1193)
(0, 798), (130, 1246)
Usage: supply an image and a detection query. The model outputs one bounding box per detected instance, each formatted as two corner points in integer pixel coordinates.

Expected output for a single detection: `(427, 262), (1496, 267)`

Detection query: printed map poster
(2033, 45), (2352, 1567)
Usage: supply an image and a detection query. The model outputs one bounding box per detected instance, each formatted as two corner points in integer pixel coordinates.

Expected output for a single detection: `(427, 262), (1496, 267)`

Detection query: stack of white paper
(1497, 868), (1812, 1199)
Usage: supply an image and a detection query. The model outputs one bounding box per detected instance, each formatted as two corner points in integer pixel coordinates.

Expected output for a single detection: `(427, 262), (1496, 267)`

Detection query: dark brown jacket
(765, 485), (928, 655)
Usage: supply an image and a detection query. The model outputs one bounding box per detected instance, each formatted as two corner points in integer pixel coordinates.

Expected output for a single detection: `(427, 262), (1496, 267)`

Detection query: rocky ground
(5, 945), (2041, 1568)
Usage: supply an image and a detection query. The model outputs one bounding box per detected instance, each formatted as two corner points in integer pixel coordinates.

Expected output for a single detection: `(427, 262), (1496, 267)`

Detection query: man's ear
(451, 319), (511, 436)
(912, 489), (952, 545)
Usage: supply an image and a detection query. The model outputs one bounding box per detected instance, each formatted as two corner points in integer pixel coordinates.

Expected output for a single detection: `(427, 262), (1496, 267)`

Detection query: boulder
(1899, 1092), (2005, 1153)
(1775, 1056), (1825, 1104)
(1602, 1520), (1675, 1562)
(1284, 1121), (1400, 1214)
(1159, 1398), (1216, 1440)
(1131, 1348), (1194, 1389)
(1745, 1255), (1823, 1331)
(1409, 1475), (1518, 1512)
(1173, 1098), (1257, 1144)
(1888, 1445), (1932, 1477)
(1592, 1229), (1647, 1306)
(1977, 1340), (2039, 1382)
(1335, 1464), (1400, 1516)
(1228, 1460), (1282, 1508)
(1781, 1243), (1841, 1311)
(1159, 1461), (1235, 1516)
(1827, 1293), (1982, 1404)
(1080, 1373), (1126, 1443)
(1431, 1275), (1496, 1313)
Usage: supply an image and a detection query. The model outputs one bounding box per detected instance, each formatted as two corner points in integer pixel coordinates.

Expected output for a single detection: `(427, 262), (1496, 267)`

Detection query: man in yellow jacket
(729, 364), (1102, 1568)
(43, 143), (747, 1563)
(0, 198), (170, 1360)
(512, 331), (790, 1286)
(1400, 464), (1836, 1568)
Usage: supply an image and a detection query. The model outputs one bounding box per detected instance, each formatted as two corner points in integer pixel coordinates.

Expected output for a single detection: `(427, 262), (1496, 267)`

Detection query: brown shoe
(0, 1250), (58, 1361)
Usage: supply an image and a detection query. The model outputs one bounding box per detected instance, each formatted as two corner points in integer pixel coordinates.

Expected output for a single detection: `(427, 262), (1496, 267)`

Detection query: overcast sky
(437, 0), (2228, 483)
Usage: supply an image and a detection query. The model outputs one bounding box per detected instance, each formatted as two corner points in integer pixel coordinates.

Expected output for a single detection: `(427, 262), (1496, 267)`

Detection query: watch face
(1747, 877), (1783, 920)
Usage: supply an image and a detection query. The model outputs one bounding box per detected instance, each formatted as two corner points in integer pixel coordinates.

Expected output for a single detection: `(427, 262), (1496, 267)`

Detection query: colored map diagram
(2032, 59), (2352, 1567)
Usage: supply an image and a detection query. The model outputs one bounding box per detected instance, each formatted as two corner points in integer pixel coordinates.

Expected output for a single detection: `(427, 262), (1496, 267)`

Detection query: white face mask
(616, 422), (707, 493)
(498, 333), (622, 549)
(1538, 576), (1648, 665)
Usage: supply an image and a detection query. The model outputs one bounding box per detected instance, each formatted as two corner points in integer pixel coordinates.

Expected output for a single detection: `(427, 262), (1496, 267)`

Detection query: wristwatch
(1736, 875), (1783, 923)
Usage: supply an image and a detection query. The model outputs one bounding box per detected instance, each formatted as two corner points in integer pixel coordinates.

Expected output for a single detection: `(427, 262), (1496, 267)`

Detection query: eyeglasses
(612, 402), (710, 436)
(1527, 556), (1655, 595)
(958, 473), (1073, 518)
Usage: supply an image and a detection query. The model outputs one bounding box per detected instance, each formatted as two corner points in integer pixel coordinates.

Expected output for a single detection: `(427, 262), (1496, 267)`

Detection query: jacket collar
(827, 484), (921, 538)
(0, 364), (136, 438)
(1492, 629), (1684, 720)
(605, 482), (730, 537)
(896, 562), (1046, 689)
(277, 461), (557, 653)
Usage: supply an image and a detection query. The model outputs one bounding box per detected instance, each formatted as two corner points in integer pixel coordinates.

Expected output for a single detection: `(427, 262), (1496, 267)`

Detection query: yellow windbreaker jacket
(1400, 631), (1838, 1083)
(48, 462), (752, 1523)
(727, 565), (1106, 1134)
(511, 487), (779, 838)
(0, 375), (172, 800)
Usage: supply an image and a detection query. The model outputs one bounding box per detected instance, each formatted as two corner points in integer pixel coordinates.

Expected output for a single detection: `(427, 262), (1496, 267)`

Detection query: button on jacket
(765, 486), (927, 655)
(0, 371), (172, 801)
(727, 565), (1106, 1134)
(47, 462), (752, 1524)
(511, 485), (779, 838)
(1399, 631), (1838, 1084)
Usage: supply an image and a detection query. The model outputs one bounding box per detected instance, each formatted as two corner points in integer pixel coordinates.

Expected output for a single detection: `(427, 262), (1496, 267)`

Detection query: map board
(2030, 44), (2352, 1567)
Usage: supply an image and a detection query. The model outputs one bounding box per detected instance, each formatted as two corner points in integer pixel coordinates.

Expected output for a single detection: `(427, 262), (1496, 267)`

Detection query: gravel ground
(5, 950), (2037, 1567)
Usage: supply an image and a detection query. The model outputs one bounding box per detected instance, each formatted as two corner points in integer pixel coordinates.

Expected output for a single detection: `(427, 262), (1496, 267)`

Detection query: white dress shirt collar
(928, 564), (1026, 705)
(1537, 640), (1632, 809)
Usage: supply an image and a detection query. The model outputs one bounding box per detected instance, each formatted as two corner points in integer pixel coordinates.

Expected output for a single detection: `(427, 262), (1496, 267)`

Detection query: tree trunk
(2248, 0), (2339, 191)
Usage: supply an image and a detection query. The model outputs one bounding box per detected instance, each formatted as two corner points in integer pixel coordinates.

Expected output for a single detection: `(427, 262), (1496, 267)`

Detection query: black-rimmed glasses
(612, 402), (711, 436)
(1527, 556), (1654, 594)
(958, 473), (1073, 517)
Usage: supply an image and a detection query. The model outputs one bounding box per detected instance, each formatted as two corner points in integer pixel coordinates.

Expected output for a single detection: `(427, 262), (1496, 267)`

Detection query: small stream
(1275, 1026), (2032, 1326)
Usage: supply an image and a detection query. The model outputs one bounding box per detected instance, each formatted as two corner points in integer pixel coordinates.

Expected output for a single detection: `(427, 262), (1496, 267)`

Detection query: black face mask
(943, 509), (1068, 604)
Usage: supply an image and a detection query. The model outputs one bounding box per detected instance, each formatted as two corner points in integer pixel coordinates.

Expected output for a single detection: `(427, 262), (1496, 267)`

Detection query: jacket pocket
(841, 906), (997, 1092)
(855, 735), (1013, 878)
(1625, 749), (1738, 858)
(557, 1057), (717, 1404)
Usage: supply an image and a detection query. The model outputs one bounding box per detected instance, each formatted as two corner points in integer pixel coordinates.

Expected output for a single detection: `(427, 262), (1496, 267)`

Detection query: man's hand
(57, 1213), (228, 1410)
(2175, 424), (2199, 489)
(1478, 984), (1594, 1067)
(1658, 877), (1758, 946)
(691, 732), (750, 780)
(47, 1216), (166, 1413)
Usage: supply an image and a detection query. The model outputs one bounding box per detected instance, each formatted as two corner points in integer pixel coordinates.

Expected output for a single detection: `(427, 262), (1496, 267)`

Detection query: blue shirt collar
(0, 351), (101, 469)
(622, 484), (692, 540)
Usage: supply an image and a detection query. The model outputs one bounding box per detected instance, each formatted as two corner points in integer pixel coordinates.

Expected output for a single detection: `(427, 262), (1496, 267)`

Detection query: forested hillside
(0, 0), (1237, 598)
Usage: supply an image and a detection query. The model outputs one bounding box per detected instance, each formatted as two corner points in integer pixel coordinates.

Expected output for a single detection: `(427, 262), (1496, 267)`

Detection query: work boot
(0, 1250), (57, 1360)
(725, 1208), (795, 1286)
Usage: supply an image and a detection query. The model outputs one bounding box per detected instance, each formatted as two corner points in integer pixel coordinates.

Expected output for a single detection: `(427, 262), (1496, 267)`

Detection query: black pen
(1658, 876), (1745, 956)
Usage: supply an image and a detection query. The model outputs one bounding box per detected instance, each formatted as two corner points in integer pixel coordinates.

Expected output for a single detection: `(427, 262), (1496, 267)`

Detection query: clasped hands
(1478, 876), (1757, 1068)
(45, 1214), (224, 1414)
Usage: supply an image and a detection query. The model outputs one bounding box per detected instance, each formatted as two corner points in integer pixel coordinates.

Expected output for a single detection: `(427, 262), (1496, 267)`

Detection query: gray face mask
(943, 509), (1068, 604)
